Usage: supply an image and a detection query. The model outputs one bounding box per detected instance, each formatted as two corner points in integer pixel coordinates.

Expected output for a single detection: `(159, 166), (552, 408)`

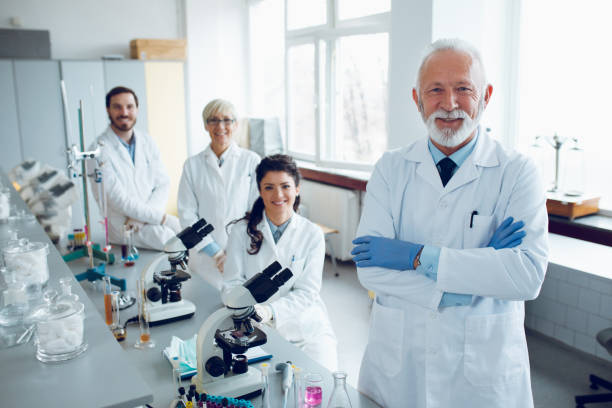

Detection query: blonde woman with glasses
(178, 99), (260, 290)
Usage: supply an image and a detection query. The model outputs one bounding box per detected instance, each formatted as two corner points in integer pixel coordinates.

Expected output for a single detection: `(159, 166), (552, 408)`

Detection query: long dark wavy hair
(231, 154), (301, 255)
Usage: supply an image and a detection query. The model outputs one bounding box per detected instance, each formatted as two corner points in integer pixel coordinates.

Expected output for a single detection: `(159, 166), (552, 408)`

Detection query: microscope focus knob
(205, 356), (226, 377)
(146, 287), (161, 302)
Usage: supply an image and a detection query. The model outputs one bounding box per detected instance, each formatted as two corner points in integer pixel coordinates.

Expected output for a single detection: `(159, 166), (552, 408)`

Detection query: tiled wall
(525, 263), (612, 364)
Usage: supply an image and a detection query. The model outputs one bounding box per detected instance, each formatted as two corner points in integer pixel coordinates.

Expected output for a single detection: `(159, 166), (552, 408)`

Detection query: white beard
(422, 98), (485, 147)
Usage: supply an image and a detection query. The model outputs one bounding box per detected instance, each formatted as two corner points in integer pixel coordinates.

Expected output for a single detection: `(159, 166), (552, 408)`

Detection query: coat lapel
(405, 138), (444, 192)
(105, 126), (134, 170)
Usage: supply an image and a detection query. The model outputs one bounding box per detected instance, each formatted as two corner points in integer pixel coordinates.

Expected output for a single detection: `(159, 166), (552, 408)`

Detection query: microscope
(191, 261), (293, 399)
(139, 218), (214, 325)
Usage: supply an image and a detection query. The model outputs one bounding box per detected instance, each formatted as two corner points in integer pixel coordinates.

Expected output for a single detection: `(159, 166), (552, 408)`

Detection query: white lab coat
(223, 213), (338, 371)
(92, 126), (176, 250)
(177, 142), (260, 289)
(356, 132), (549, 408)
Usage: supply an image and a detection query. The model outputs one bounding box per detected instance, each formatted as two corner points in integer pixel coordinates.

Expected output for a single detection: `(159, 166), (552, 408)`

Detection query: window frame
(284, 0), (390, 170)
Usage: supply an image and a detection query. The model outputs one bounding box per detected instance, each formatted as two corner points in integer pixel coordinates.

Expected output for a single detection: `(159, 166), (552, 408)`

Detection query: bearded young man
(90, 86), (181, 251)
(351, 39), (549, 408)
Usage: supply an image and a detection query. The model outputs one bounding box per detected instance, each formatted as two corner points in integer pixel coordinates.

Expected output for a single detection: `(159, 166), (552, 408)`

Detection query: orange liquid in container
(140, 333), (150, 343)
(103, 294), (113, 325)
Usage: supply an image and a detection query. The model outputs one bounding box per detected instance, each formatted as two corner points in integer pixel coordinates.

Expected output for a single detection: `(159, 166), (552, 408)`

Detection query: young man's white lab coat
(177, 142), (260, 289)
(222, 213), (338, 371)
(356, 131), (548, 408)
(92, 126), (176, 250)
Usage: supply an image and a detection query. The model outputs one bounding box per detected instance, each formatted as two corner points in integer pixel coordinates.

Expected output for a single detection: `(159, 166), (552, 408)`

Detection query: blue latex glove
(488, 216), (526, 249)
(351, 236), (424, 270)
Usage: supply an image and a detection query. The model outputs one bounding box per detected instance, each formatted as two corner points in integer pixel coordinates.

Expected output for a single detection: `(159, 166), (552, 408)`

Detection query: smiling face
(204, 109), (236, 156)
(413, 49), (492, 150)
(259, 170), (300, 225)
(107, 92), (138, 133)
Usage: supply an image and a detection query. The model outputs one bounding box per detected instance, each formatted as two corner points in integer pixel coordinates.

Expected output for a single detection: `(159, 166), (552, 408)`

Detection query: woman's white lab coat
(93, 126), (175, 250)
(223, 213), (338, 371)
(177, 142), (259, 289)
(356, 131), (548, 408)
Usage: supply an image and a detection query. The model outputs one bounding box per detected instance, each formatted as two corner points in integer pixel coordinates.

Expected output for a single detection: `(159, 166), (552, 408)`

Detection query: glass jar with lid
(2, 238), (49, 289)
(29, 289), (87, 362)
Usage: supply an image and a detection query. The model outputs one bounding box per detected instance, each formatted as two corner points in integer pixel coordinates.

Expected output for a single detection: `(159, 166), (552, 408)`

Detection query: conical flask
(326, 371), (352, 408)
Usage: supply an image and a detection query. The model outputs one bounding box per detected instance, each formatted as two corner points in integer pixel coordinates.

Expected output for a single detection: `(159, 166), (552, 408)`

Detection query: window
(517, 0), (612, 210)
(285, 0), (390, 169)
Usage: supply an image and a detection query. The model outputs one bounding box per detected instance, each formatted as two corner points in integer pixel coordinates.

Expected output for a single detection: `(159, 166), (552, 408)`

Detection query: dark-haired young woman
(222, 154), (338, 371)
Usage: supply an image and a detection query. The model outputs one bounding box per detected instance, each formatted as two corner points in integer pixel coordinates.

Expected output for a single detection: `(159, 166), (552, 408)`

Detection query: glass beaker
(304, 372), (323, 407)
(134, 280), (154, 349)
(326, 371), (352, 408)
(121, 225), (139, 267)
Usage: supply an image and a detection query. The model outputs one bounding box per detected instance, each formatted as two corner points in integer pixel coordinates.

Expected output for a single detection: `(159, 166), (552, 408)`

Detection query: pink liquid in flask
(305, 385), (323, 406)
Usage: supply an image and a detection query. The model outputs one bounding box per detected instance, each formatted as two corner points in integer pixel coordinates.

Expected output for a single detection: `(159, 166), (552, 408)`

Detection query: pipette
(275, 362), (293, 408)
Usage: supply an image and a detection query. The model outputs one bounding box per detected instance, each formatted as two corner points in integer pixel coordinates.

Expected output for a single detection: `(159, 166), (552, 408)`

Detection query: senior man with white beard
(351, 38), (549, 408)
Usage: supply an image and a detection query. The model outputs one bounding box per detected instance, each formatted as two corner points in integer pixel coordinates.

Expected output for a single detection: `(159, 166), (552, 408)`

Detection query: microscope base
(148, 299), (196, 326)
(192, 367), (263, 400)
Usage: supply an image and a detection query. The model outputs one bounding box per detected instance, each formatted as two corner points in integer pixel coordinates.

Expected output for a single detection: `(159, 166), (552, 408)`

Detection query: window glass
(287, 0), (326, 30)
(518, 0), (612, 208)
(287, 43), (316, 155)
(334, 33), (388, 164)
(337, 0), (390, 20)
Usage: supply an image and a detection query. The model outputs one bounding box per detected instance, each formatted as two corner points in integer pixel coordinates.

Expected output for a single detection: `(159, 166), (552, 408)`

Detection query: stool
(316, 223), (339, 277)
(575, 328), (612, 407)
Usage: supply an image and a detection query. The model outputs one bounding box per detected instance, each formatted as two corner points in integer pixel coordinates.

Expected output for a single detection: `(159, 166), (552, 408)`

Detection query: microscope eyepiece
(243, 263), (294, 304)
(273, 268), (293, 286)
(176, 218), (214, 249)
(262, 261), (281, 278)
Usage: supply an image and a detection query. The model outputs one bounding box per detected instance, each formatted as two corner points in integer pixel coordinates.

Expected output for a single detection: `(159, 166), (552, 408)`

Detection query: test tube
(172, 356), (182, 394)
(293, 365), (303, 408)
(134, 280), (155, 349)
(103, 276), (113, 326)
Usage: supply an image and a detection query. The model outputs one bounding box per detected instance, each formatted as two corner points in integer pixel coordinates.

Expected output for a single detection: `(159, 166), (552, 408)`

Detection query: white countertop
(549, 233), (612, 279)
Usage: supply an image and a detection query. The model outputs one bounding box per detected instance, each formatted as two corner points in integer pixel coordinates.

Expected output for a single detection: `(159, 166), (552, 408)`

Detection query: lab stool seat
(575, 328), (612, 407)
(316, 223), (339, 277)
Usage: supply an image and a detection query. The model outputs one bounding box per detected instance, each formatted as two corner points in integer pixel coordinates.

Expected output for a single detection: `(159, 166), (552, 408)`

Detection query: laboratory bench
(0, 173), (152, 408)
(0, 173), (379, 408)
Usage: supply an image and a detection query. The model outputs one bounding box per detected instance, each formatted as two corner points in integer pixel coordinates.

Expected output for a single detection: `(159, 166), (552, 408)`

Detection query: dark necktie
(437, 157), (456, 187)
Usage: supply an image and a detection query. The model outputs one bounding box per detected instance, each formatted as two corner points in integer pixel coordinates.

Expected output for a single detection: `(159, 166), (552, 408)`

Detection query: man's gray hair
(202, 98), (238, 124)
(415, 38), (487, 94)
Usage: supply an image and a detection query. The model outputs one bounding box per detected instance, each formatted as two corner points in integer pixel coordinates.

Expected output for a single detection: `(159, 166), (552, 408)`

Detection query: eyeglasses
(206, 118), (235, 126)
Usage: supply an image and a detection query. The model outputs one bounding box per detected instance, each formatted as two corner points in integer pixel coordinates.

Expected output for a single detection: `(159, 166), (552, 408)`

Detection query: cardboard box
(130, 39), (186, 60)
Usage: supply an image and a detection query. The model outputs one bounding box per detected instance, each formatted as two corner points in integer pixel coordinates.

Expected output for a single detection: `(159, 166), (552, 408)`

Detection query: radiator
(299, 180), (360, 261)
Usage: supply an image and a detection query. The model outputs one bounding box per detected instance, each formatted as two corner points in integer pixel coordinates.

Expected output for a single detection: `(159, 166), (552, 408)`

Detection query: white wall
(432, 0), (520, 148)
(0, 0), (183, 59)
(184, 0), (249, 156)
(386, 0), (433, 150)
